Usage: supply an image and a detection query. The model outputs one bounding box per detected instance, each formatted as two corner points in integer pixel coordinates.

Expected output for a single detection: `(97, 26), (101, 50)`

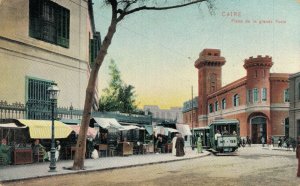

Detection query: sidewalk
(0, 148), (210, 183)
(261, 145), (295, 152)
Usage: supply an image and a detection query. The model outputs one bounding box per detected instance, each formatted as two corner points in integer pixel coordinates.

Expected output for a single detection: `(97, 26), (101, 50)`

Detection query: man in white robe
(172, 133), (178, 156)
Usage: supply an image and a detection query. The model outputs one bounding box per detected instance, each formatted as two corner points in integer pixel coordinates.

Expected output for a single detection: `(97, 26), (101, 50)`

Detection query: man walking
(175, 133), (185, 157)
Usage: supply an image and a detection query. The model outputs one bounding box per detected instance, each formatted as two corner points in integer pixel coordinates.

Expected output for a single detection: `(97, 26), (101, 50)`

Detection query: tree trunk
(72, 20), (117, 170)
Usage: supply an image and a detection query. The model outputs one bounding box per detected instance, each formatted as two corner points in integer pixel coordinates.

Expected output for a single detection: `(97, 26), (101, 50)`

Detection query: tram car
(192, 127), (210, 149)
(208, 119), (240, 154)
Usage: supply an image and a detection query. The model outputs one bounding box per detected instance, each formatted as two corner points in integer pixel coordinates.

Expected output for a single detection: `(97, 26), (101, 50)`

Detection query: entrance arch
(250, 116), (267, 144)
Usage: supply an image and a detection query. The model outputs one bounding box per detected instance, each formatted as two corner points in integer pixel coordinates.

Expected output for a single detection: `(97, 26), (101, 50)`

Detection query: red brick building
(192, 49), (290, 144)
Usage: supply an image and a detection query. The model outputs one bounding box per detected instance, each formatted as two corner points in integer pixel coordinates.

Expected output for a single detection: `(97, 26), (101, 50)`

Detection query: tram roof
(193, 126), (210, 130)
(208, 119), (239, 126)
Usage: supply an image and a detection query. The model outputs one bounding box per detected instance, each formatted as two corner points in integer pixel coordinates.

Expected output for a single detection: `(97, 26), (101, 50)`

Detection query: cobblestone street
(2, 146), (299, 186)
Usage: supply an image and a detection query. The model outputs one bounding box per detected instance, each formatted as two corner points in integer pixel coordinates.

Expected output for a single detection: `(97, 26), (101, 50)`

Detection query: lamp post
(69, 104), (73, 119)
(47, 82), (60, 172)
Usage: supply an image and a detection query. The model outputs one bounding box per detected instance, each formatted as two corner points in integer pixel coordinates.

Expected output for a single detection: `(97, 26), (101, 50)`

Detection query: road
(3, 146), (299, 186)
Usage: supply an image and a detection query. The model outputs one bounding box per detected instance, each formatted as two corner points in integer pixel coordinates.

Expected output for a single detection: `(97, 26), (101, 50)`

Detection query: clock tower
(194, 49), (226, 126)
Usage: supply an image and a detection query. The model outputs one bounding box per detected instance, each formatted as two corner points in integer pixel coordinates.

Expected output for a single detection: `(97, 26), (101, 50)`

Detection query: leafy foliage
(99, 60), (138, 113)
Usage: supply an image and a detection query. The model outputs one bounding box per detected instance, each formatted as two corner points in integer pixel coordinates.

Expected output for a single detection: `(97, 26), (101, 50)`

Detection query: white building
(0, 0), (100, 119)
(143, 105), (183, 123)
(289, 72), (300, 140)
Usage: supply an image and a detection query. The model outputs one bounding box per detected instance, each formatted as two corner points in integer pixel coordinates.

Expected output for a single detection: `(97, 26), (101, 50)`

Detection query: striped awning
(69, 125), (97, 139)
(17, 119), (72, 139)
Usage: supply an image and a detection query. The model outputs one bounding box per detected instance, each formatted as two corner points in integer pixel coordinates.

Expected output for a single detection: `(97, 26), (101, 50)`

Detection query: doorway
(251, 116), (267, 144)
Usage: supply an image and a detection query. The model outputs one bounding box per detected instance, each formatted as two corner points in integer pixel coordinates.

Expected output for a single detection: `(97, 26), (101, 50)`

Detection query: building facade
(289, 72), (300, 140)
(143, 105), (183, 123)
(182, 97), (198, 128)
(194, 49), (290, 143)
(0, 0), (100, 119)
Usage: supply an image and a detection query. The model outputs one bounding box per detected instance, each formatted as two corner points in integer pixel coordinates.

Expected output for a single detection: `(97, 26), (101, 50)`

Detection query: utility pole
(191, 86), (194, 150)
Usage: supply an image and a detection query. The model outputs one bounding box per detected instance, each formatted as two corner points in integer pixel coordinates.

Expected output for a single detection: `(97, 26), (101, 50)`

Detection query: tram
(192, 127), (210, 149)
(208, 119), (240, 154)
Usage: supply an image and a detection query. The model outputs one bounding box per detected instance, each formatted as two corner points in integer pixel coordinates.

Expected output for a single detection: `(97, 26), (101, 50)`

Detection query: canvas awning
(176, 124), (192, 136)
(164, 127), (178, 135)
(0, 123), (26, 128)
(120, 125), (141, 131)
(144, 125), (153, 135)
(69, 125), (97, 139)
(119, 122), (145, 131)
(92, 118), (123, 129)
(60, 118), (81, 125)
(17, 119), (72, 139)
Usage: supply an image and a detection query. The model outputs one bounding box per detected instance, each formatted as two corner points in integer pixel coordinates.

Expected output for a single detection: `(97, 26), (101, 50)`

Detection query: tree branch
(122, 0), (207, 16)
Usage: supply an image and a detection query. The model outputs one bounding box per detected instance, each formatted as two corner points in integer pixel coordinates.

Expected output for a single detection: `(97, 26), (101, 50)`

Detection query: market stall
(0, 122), (29, 165)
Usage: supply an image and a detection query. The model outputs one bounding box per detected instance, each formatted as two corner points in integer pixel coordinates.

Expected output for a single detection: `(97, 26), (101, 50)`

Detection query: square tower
(194, 49), (226, 126)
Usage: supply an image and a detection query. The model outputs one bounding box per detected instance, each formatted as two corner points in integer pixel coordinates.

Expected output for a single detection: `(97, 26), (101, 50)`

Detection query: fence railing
(0, 100), (180, 125)
(0, 101), (26, 119)
(0, 100), (154, 125)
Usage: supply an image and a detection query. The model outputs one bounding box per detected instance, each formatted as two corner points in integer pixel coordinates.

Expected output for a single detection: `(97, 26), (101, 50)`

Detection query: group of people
(32, 139), (61, 162)
(214, 127), (237, 145)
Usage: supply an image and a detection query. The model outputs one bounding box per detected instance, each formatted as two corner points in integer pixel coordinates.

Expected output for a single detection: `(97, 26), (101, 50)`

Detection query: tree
(73, 0), (214, 170)
(99, 60), (138, 113)
(99, 60), (123, 112)
(118, 84), (137, 113)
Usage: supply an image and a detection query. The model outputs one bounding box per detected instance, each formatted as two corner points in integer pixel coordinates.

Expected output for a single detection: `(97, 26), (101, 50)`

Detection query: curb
(1, 152), (211, 183)
(262, 147), (295, 152)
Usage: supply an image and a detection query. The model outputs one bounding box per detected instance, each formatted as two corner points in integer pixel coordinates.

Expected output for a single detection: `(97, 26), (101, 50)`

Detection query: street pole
(47, 82), (59, 172)
(151, 115), (155, 153)
(70, 104), (73, 119)
(49, 100), (56, 172)
(191, 86), (194, 150)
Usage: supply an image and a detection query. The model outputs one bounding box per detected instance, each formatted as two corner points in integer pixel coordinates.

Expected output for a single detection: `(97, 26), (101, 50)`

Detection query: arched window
(253, 88), (258, 102)
(215, 101), (219, 111)
(209, 104), (213, 113)
(284, 89), (289, 102)
(233, 94), (239, 107)
(261, 88), (267, 101)
(222, 98), (226, 109)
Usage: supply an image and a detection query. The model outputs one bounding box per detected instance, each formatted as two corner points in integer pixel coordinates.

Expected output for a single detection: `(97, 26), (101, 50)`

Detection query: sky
(93, 0), (300, 109)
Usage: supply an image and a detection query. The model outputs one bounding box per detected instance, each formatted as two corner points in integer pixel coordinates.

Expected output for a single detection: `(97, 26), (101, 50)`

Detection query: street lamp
(191, 86), (194, 150)
(47, 82), (60, 172)
(69, 104), (73, 119)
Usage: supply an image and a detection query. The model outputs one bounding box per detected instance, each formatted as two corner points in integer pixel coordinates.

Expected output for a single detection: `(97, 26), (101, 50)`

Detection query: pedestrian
(175, 133), (185, 157)
(0, 138), (10, 165)
(55, 140), (61, 161)
(172, 133), (178, 156)
(296, 139), (300, 177)
(271, 137), (274, 147)
(197, 136), (203, 153)
(261, 136), (265, 147)
(246, 136), (251, 147)
(278, 137), (282, 148)
(156, 136), (163, 154)
(242, 138), (246, 147)
(214, 130), (221, 146)
(291, 138), (296, 152)
(91, 146), (99, 159)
